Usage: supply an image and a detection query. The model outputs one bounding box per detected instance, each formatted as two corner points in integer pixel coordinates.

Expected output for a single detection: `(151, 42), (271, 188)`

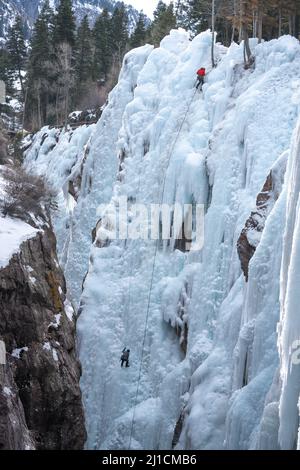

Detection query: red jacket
(197, 68), (206, 77)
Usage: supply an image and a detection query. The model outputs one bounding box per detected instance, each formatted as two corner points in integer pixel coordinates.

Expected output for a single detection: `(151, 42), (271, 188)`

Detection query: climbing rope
(128, 85), (198, 449)
(122, 129), (149, 350)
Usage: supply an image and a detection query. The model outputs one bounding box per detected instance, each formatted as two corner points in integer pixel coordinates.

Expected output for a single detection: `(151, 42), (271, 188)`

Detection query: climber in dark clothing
(120, 348), (130, 367)
(196, 67), (206, 90)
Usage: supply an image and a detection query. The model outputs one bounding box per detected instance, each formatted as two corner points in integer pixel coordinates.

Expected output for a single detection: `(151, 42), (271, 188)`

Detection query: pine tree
(52, 0), (76, 126)
(74, 15), (93, 100)
(55, 42), (74, 127)
(154, 1), (168, 21)
(92, 9), (112, 81)
(130, 12), (147, 48)
(25, 0), (56, 129)
(54, 0), (76, 46)
(6, 16), (27, 96)
(110, 3), (129, 65)
(150, 2), (177, 46)
(186, 0), (211, 34)
(175, 0), (191, 29)
(0, 49), (14, 94)
(174, 1), (232, 44)
(27, 1), (55, 79)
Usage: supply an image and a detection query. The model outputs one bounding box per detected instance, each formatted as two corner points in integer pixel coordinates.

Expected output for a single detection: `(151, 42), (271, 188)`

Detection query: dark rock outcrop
(0, 225), (86, 449)
(237, 153), (287, 281)
(172, 409), (185, 449)
(0, 362), (35, 450)
(237, 173), (273, 281)
(175, 285), (189, 355)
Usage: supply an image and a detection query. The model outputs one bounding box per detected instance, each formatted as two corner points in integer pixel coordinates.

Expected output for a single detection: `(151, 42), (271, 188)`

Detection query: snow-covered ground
(24, 30), (300, 450)
(0, 169), (39, 268)
(0, 217), (39, 269)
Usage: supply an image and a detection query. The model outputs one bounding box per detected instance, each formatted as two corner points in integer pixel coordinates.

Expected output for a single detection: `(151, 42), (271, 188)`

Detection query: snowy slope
(24, 31), (300, 450)
(0, 170), (40, 268)
(0, 216), (39, 268)
(0, 0), (141, 43)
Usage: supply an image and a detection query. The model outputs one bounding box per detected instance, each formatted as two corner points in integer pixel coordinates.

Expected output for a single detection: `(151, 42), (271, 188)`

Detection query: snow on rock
(64, 299), (75, 322)
(42, 341), (59, 362)
(52, 349), (59, 362)
(11, 347), (29, 359)
(42, 342), (51, 351)
(25, 31), (300, 450)
(48, 313), (61, 329)
(3, 387), (13, 397)
(0, 217), (39, 269)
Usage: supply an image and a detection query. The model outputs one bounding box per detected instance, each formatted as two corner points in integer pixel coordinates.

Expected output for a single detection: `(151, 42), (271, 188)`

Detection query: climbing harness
(128, 86), (199, 449)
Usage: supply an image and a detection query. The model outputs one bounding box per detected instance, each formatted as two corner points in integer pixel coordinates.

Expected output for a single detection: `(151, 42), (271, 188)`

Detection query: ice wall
(77, 32), (300, 450)
(277, 119), (300, 449)
(25, 31), (300, 449)
(24, 44), (154, 309)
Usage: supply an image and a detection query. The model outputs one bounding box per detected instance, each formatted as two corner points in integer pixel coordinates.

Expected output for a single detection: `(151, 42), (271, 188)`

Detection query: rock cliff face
(0, 223), (86, 450)
(237, 152), (287, 281)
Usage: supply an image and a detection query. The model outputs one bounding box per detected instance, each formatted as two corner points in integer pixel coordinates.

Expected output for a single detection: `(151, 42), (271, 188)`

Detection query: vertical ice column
(278, 120), (300, 449)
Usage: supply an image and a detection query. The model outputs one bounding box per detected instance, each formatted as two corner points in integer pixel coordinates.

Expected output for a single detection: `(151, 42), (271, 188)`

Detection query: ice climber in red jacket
(196, 67), (206, 90)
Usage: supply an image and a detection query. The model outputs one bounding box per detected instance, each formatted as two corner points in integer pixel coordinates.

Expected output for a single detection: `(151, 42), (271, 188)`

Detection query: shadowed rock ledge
(0, 224), (86, 449)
